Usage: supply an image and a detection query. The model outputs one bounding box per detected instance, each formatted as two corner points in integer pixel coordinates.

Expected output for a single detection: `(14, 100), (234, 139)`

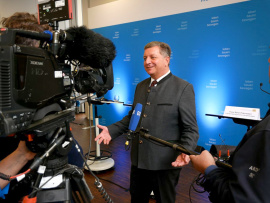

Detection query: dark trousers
(130, 165), (181, 203)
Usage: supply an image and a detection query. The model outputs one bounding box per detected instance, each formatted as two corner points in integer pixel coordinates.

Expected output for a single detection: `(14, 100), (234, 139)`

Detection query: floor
(70, 113), (210, 203)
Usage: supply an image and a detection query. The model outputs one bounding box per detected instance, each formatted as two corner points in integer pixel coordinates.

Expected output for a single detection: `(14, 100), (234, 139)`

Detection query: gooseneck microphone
(125, 103), (143, 150)
(260, 83), (270, 95)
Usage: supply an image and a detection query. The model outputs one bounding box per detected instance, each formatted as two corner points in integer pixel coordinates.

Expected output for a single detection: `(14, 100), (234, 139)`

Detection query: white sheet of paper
(223, 106), (261, 120)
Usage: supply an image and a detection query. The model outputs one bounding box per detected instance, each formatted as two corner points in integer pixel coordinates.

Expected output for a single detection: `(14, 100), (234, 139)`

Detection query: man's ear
(166, 56), (170, 66)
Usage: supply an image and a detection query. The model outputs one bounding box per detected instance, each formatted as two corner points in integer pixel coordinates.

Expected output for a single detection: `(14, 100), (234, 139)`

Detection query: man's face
(143, 46), (170, 80)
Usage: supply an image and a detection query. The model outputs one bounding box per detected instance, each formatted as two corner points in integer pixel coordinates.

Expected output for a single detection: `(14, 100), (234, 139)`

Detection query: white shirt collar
(150, 70), (171, 85)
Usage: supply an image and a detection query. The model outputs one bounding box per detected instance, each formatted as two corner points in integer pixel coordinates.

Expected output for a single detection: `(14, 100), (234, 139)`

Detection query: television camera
(0, 26), (115, 137)
(0, 23), (116, 202)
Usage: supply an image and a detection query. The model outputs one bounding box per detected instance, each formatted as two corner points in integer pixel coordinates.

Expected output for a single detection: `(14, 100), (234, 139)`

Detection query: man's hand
(171, 153), (190, 167)
(94, 125), (112, 145)
(190, 150), (216, 174)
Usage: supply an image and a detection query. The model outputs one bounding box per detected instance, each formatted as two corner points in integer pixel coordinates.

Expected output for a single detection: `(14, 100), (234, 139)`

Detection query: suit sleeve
(107, 86), (139, 139)
(178, 83), (199, 151)
(107, 110), (132, 140)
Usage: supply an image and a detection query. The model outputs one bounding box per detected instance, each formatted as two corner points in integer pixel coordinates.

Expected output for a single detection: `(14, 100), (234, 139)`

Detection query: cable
(0, 129), (64, 182)
(97, 177), (129, 192)
(71, 121), (84, 126)
(82, 147), (128, 192)
(188, 173), (207, 203)
(71, 104), (127, 198)
(10, 169), (31, 181)
(95, 180), (113, 203)
(84, 150), (112, 160)
(0, 169), (31, 182)
(70, 130), (114, 203)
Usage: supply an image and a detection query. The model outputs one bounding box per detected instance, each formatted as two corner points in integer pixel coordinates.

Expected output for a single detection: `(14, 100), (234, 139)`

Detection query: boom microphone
(139, 128), (232, 169)
(61, 26), (116, 69)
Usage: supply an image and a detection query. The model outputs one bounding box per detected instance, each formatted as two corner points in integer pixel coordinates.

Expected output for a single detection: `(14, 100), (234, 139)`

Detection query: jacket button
(143, 114), (147, 118)
(139, 140), (143, 144)
(146, 102), (150, 105)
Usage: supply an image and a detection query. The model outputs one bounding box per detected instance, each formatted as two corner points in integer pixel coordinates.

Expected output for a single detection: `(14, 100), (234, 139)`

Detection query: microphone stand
(84, 98), (115, 172)
(260, 83), (270, 95)
(139, 128), (232, 169)
(82, 96), (131, 172)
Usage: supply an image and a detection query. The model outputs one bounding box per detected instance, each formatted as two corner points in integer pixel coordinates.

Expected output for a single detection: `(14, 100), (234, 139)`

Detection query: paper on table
(223, 106), (261, 120)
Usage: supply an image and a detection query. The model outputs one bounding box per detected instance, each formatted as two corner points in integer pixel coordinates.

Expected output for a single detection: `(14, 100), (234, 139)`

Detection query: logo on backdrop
(189, 50), (199, 59)
(206, 138), (216, 148)
(131, 28), (139, 37)
(124, 54), (131, 62)
(252, 45), (268, 56)
(240, 80), (254, 91)
(206, 80), (218, 89)
(153, 25), (162, 34)
(113, 31), (120, 39)
(132, 78), (140, 86)
(115, 77), (120, 85)
(207, 16), (219, 27)
(218, 48), (230, 58)
(177, 21), (188, 31)
(242, 10), (256, 22)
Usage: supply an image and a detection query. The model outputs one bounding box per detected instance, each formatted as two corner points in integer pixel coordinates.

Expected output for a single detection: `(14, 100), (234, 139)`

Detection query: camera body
(0, 28), (114, 137)
(0, 28), (72, 136)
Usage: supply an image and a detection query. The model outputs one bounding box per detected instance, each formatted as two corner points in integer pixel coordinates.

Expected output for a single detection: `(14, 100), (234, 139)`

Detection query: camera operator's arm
(190, 150), (235, 202)
(95, 125), (112, 145)
(190, 150), (216, 174)
(0, 141), (36, 189)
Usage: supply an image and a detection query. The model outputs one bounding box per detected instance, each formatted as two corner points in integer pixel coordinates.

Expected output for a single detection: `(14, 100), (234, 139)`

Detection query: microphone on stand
(260, 83), (270, 95)
(125, 103), (142, 150)
(218, 134), (230, 161)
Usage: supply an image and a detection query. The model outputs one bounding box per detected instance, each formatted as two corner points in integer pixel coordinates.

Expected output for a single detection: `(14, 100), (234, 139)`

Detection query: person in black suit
(188, 57), (270, 203)
(96, 41), (199, 203)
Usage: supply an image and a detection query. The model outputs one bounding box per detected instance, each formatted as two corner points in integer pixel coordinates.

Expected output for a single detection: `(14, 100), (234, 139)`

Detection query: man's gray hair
(144, 41), (171, 57)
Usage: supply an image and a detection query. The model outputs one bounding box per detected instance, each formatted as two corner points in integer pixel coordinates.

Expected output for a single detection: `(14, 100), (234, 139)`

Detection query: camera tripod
(25, 157), (93, 203)
(29, 135), (93, 202)
(1, 106), (113, 202)
(18, 109), (94, 202)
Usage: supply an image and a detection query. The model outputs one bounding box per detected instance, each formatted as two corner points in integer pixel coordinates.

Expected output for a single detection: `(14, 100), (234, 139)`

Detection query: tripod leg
(70, 168), (94, 203)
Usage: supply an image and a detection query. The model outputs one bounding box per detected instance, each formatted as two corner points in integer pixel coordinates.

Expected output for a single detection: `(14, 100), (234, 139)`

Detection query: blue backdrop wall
(93, 0), (270, 150)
